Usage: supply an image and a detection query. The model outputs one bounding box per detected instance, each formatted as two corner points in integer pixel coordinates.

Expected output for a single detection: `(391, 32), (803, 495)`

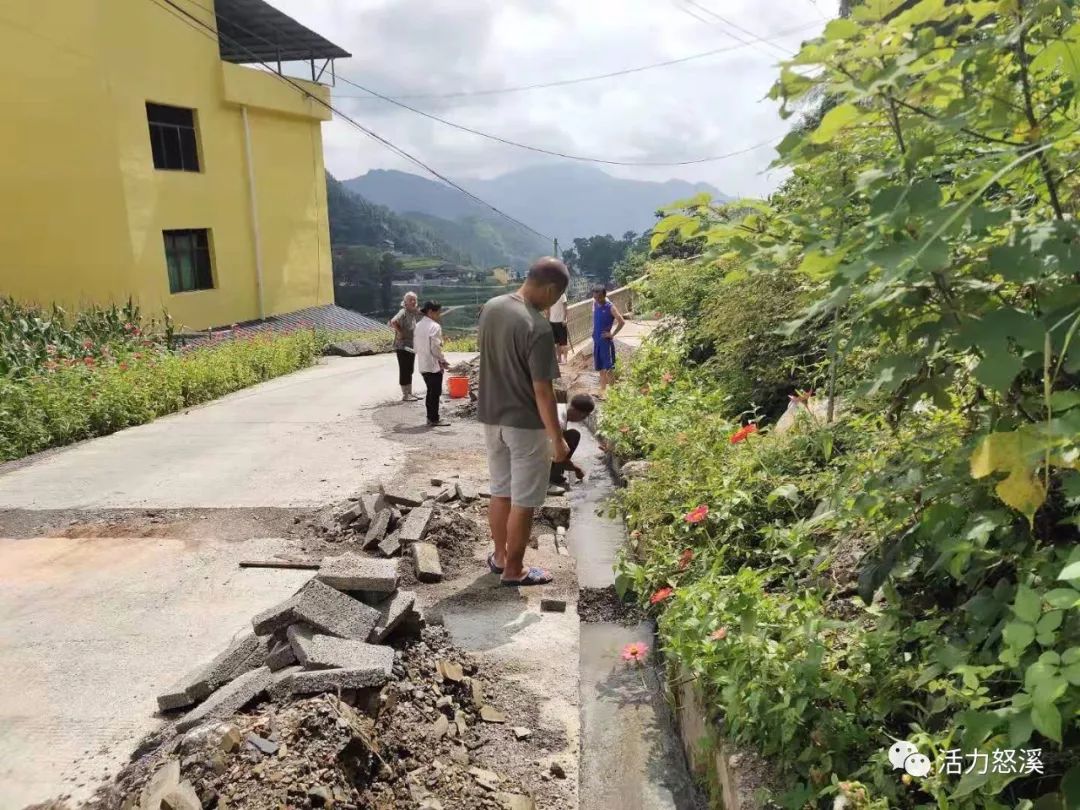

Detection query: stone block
(377, 530), (402, 558)
(412, 542), (444, 583)
(336, 503), (365, 529)
(540, 597), (567, 613)
(399, 506), (434, 543)
(455, 482), (479, 502)
(176, 667), (272, 732)
(361, 492), (388, 521)
(268, 665), (301, 702)
(265, 634), (296, 672)
(363, 509), (392, 548)
(380, 485), (424, 507)
(370, 590), (417, 643)
(161, 780), (201, 810)
(252, 579), (380, 641)
(156, 631), (262, 712)
(140, 758), (179, 810)
(292, 633), (394, 675)
(317, 553), (398, 593)
(539, 496), (571, 528)
(284, 665), (394, 695)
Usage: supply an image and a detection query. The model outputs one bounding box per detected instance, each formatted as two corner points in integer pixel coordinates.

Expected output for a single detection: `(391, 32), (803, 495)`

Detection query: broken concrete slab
(455, 482), (479, 502)
(480, 705), (506, 723)
(265, 634), (296, 672)
(539, 496), (571, 528)
(540, 597), (567, 613)
(156, 631), (263, 712)
(290, 633), (394, 675)
(399, 506), (434, 543)
(436, 487), (455, 503)
(377, 530), (402, 558)
(140, 758), (180, 810)
(161, 780), (201, 810)
(412, 542), (444, 583)
(360, 492), (387, 522)
(285, 665), (394, 695)
(495, 792), (538, 810)
(316, 553), (398, 593)
(370, 590), (417, 643)
(252, 578), (380, 641)
(363, 509), (392, 549)
(267, 665), (301, 702)
(437, 660), (465, 683)
(380, 485), (424, 507)
(176, 666), (272, 732)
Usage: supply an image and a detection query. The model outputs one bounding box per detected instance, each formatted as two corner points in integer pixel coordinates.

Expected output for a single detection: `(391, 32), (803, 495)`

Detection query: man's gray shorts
(484, 424), (551, 509)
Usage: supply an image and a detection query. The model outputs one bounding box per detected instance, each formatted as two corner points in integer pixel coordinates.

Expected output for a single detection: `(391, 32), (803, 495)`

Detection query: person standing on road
(414, 301), (451, 427)
(548, 290), (570, 364)
(389, 292), (421, 401)
(478, 257), (571, 586)
(592, 285), (625, 399)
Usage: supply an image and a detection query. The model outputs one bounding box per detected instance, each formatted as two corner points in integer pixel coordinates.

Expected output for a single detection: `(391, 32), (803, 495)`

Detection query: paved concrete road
(0, 354), (470, 808)
(0, 354), (469, 510)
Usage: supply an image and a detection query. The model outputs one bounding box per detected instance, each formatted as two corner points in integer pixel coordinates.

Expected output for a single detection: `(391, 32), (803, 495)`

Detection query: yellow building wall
(0, 0), (335, 331)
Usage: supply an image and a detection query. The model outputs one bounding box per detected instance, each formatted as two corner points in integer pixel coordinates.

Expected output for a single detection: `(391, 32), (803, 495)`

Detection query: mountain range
(342, 165), (728, 253)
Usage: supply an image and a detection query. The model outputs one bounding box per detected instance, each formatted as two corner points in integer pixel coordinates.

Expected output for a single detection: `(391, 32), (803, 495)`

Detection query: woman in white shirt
(548, 292), (569, 363)
(413, 301), (451, 427)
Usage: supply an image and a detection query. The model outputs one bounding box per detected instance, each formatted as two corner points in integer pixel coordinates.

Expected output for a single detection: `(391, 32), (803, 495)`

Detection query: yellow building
(0, 0), (348, 330)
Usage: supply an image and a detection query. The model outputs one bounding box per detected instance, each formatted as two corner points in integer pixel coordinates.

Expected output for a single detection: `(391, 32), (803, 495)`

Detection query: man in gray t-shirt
(478, 257), (570, 586)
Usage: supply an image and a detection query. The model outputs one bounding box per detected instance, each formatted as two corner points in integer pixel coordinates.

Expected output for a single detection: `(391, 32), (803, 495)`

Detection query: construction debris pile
(108, 628), (550, 810)
(447, 357), (479, 418)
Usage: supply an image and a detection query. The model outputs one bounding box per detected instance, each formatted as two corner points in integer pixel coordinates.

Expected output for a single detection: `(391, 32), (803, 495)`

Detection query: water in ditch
(564, 425), (704, 810)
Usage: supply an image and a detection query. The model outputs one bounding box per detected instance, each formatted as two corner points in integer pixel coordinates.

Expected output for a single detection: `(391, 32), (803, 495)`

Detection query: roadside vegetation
(0, 298), (326, 462)
(601, 2), (1080, 808)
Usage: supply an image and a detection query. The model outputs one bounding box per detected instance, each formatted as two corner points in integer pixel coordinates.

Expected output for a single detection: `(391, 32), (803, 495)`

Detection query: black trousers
(395, 350), (415, 386)
(550, 428), (581, 482)
(422, 371), (443, 423)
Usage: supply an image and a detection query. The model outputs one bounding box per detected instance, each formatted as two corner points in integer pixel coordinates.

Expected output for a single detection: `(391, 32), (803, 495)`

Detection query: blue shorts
(593, 338), (616, 371)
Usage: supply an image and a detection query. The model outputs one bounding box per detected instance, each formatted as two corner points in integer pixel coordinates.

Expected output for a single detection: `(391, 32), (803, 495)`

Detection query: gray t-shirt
(390, 308), (421, 351)
(477, 293), (560, 429)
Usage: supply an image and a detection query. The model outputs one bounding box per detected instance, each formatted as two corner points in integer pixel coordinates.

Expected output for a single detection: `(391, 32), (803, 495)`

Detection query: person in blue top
(591, 285), (625, 398)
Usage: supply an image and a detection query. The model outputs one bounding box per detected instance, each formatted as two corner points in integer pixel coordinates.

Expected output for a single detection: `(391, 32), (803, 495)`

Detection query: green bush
(0, 330), (324, 461)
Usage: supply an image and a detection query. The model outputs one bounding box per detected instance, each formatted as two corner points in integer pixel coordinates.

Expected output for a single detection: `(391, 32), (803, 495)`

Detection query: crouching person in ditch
(477, 257), (571, 586)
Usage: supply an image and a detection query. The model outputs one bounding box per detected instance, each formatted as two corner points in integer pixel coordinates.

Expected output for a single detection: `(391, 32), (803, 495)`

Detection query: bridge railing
(564, 285), (635, 347)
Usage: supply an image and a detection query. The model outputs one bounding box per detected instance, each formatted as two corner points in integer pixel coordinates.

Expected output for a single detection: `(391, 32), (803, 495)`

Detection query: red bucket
(447, 375), (470, 399)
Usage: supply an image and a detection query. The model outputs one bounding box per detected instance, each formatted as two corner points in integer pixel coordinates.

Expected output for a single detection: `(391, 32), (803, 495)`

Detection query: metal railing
(564, 285), (635, 347)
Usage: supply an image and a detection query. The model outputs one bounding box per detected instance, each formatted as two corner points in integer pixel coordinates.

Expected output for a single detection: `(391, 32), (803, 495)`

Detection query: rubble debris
(285, 664), (393, 695)
(377, 529), (402, 558)
(336, 502), (367, 530)
(156, 631), (263, 712)
(513, 727), (532, 740)
(539, 496), (571, 528)
(360, 492), (388, 522)
(176, 666), (272, 732)
(316, 553), (398, 593)
(456, 481), (479, 502)
(470, 766), (501, 792)
(577, 585), (647, 625)
(540, 597), (567, 613)
(370, 590), (417, 643)
(325, 339), (376, 357)
(362, 508), (392, 548)
(139, 758), (179, 810)
(399, 505), (434, 542)
(161, 779), (200, 810)
(245, 733), (279, 755)
(380, 485), (424, 507)
(550, 762), (567, 779)
(265, 634), (296, 672)
(480, 706), (507, 724)
(252, 578), (380, 641)
(412, 542), (444, 583)
(437, 660), (465, 683)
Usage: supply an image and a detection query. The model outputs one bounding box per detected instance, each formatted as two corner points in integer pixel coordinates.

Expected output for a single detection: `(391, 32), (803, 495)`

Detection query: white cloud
(269, 0), (837, 198)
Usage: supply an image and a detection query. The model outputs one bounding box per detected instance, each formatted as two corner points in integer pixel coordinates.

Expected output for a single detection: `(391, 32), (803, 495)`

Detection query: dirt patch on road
(577, 585), (646, 625)
(0, 507), (304, 541)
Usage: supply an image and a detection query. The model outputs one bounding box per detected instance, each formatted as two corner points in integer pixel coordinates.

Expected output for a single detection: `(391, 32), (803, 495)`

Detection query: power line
(680, 0), (796, 59)
(149, 0), (555, 242)
(334, 73), (781, 167)
(168, 0), (786, 169)
(330, 20), (821, 101)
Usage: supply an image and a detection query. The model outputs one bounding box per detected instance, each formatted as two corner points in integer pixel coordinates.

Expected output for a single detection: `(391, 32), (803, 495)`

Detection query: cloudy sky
(270, 0), (838, 199)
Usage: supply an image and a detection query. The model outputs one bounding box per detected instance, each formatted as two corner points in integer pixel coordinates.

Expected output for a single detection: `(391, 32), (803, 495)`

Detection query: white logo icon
(888, 740), (931, 777)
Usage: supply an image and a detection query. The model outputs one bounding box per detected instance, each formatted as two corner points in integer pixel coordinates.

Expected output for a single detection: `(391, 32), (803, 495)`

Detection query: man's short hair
(527, 257), (570, 292)
(420, 300), (442, 313)
(570, 393), (595, 416)
(592, 284), (607, 295)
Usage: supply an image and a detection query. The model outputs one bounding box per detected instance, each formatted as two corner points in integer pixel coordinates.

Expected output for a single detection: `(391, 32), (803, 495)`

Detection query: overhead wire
(170, 0), (789, 168)
(679, 0), (795, 58)
(329, 20), (822, 101)
(149, 0), (555, 242)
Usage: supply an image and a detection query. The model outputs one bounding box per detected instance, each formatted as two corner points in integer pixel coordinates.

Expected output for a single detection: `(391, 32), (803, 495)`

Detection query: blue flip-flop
(486, 552), (504, 575)
(501, 567), (553, 587)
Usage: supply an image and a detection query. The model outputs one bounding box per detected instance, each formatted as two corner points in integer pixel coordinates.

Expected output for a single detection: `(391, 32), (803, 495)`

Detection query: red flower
(650, 587), (674, 605)
(133, 353), (142, 360)
(119, 362), (129, 371)
(684, 504), (709, 524)
(678, 548), (694, 571)
(621, 642), (649, 663)
(729, 424), (759, 445)
(82, 338), (93, 350)
(710, 626), (728, 641)
(123, 322), (133, 331)
(83, 356), (95, 367)
(132, 327), (142, 336)
(661, 372), (674, 384)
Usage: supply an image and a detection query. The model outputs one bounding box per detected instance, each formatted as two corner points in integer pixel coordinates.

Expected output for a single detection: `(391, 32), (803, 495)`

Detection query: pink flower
(119, 362), (129, 371)
(83, 356), (95, 367)
(46, 344), (57, 356)
(82, 339), (93, 350)
(678, 548), (694, 571)
(123, 322), (133, 331)
(630, 529), (642, 540)
(684, 505), (709, 524)
(710, 626), (728, 641)
(650, 587), (674, 605)
(621, 642), (649, 663)
(661, 372), (675, 384)
(729, 424), (758, 445)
